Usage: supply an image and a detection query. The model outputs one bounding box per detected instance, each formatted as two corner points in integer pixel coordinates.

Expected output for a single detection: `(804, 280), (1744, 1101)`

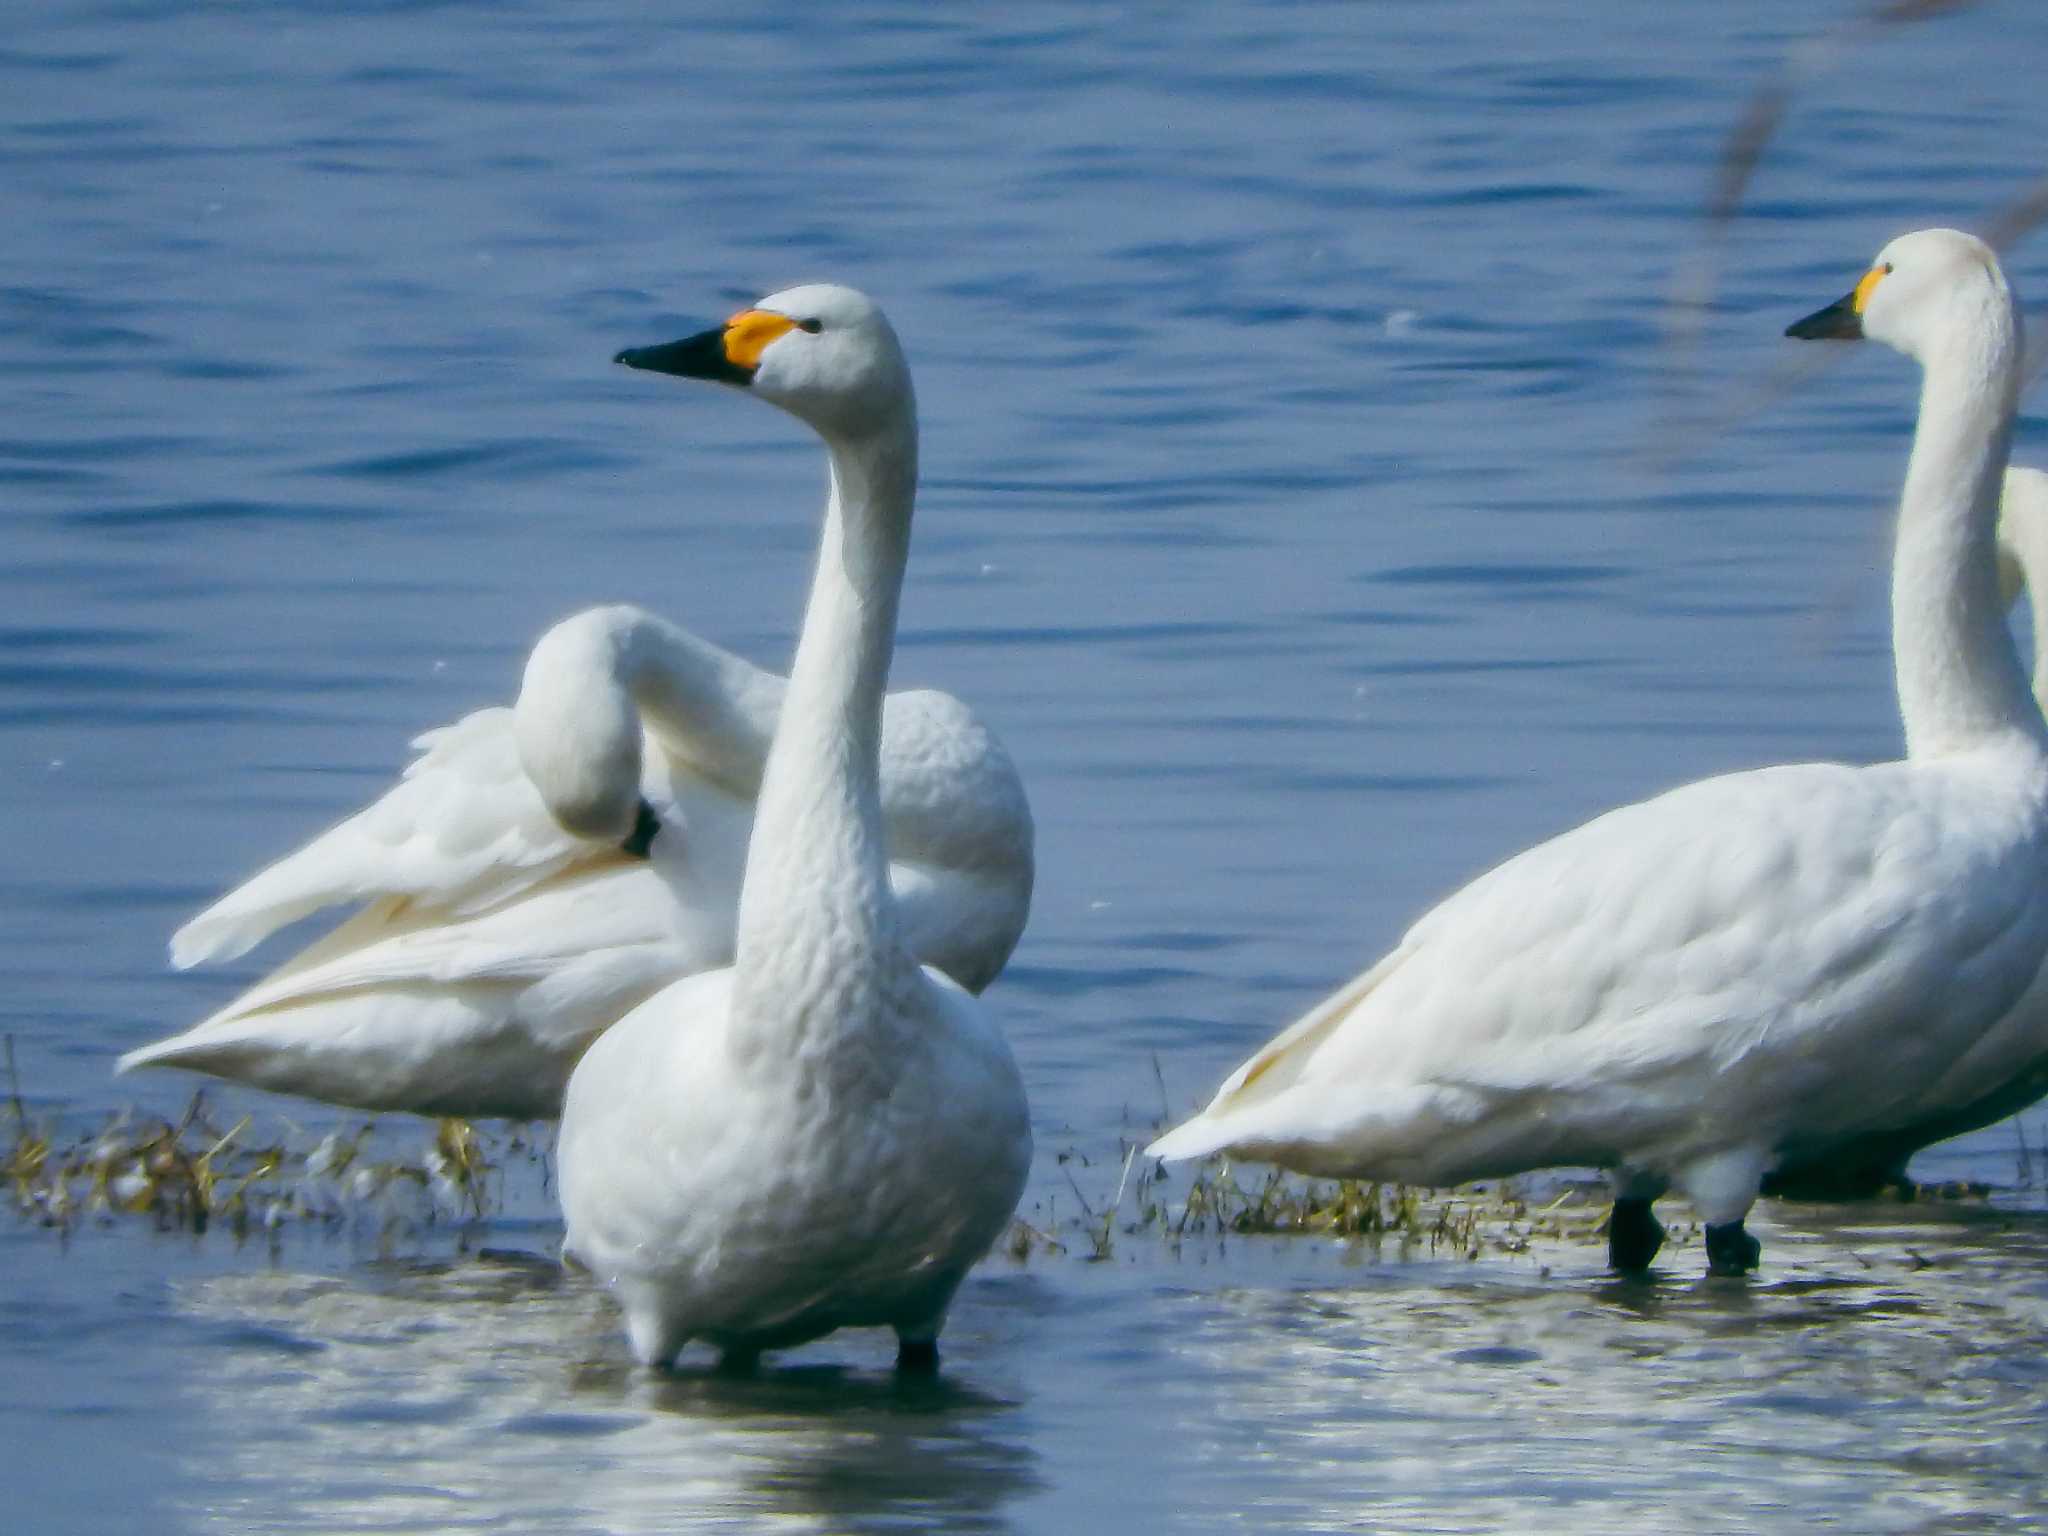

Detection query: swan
(1149, 229), (2048, 1277)
(117, 402), (1032, 1128)
(556, 284), (1031, 1371)
(1768, 463), (2048, 1195)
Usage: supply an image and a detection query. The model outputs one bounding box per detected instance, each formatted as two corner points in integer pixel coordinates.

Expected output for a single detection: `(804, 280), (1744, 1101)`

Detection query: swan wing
(197, 861), (718, 1013)
(170, 708), (587, 967)
(122, 867), (718, 1118)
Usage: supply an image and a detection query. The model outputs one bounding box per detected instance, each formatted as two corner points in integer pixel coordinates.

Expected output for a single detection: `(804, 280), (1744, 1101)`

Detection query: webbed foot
(1703, 1219), (1761, 1276)
(712, 1346), (762, 1376)
(895, 1338), (940, 1375)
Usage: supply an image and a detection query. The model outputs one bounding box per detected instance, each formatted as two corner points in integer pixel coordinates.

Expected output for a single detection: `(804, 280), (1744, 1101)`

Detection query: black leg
(896, 1338), (940, 1375)
(713, 1345), (761, 1376)
(1607, 1196), (1665, 1272)
(1703, 1220), (1761, 1276)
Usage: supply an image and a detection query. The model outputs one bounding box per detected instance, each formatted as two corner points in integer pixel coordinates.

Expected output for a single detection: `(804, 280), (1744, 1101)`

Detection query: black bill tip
(613, 326), (752, 386)
(1785, 292), (1864, 342)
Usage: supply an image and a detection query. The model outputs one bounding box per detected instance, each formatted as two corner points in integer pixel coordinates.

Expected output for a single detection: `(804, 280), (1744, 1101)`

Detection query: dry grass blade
(1978, 174), (2048, 255)
(1701, 0), (1979, 244)
(1659, 169), (2048, 465)
(1976, 172), (2048, 389)
(1656, 0), (2005, 465)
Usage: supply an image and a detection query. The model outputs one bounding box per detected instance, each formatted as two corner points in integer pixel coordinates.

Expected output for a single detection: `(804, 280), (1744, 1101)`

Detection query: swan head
(1785, 227), (2015, 365)
(515, 606), (646, 845)
(614, 283), (913, 440)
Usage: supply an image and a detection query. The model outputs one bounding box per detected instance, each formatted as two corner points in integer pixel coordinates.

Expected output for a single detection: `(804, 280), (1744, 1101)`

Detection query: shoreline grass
(5, 1037), (2009, 1263)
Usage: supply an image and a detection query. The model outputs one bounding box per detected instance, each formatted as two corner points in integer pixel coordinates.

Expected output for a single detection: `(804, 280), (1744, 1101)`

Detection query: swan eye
(796, 318), (823, 334)
(1883, 262), (1895, 275)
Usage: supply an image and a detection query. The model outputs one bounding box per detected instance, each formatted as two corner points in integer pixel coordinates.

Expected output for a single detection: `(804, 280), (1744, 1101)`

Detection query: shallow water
(6, 1), (2048, 1531)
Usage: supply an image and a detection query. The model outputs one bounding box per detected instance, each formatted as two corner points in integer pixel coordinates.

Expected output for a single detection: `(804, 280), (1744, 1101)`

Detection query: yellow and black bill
(614, 308), (803, 385)
(1785, 264), (1888, 342)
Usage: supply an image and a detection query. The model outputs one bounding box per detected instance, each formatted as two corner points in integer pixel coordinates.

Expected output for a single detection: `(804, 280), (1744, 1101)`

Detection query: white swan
(117, 402), (1032, 1128)
(1769, 462), (2048, 1194)
(1150, 229), (2048, 1277)
(556, 284), (1031, 1370)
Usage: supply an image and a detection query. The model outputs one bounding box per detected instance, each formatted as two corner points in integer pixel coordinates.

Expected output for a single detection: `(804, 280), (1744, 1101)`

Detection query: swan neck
(1892, 320), (2036, 757)
(733, 412), (919, 1026)
(610, 611), (782, 794)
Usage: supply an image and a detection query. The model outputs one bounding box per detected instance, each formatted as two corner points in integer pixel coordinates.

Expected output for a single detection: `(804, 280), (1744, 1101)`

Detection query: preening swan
(1150, 230), (2048, 1276)
(557, 285), (1031, 1370)
(117, 391), (1033, 1126)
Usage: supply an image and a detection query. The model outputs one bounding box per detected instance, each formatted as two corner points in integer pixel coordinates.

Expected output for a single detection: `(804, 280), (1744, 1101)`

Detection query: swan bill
(614, 326), (752, 386)
(1785, 292), (1864, 341)
(1786, 263), (1888, 341)
(614, 309), (801, 386)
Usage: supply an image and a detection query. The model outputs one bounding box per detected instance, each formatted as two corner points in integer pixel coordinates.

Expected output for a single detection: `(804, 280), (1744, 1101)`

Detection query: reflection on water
(176, 1256), (1042, 1535)
(1151, 1207), (2048, 1534)
(148, 1200), (2048, 1535)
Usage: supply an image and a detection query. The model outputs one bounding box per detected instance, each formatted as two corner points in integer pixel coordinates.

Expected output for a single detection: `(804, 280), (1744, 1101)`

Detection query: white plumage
(1151, 230), (2048, 1275)
(118, 374), (1032, 1125)
(557, 284), (1031, 1369)
(1769, 462), (2048, 1193)
(1999, 465), (2048, 699)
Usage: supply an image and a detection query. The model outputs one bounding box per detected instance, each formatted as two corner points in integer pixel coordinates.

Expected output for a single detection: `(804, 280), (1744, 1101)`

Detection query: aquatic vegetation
(1050, 1138), (1614, 1263)
(5, 1039), (507, 1240)
(3, 1036), (2015, 1267)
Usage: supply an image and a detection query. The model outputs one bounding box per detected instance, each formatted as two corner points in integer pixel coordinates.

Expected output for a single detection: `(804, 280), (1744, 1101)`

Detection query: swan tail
(115, 984), (574, 1120)
(115, 980), (567, 1121)
(1146, 948), (1405, 1163)
(130, 871), (708, 1117)
(1144, 1115), (1239, 1164)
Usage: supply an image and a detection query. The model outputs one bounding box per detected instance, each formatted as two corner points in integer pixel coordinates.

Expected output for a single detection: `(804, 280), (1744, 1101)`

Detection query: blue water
(7, 1), (2048, 1531)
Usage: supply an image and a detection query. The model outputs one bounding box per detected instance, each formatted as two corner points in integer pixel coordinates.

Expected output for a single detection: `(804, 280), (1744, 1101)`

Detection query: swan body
(119, 445), (1031, 1126)
(557, 284), (1031, 1368)
(1151, 231), (2048, 1274)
